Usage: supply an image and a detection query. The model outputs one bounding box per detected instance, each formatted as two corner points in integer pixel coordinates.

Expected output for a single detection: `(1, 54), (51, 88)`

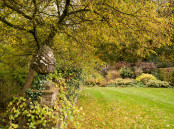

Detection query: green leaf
(12, 124), (18, 128)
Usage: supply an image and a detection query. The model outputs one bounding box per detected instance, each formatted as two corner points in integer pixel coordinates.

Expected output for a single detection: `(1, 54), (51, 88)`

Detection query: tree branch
(32, 0), (37, 18)
(93, 10), (113, 28)
(55, 0), (61, 18)
(67, 9), (90, 16)
(0, 16), (33, 33)
(58, 0), (71, 24)
(42, 0), (71, 46)
(32, 25), (40, 50)
(3, 0), (42, 25)
(31, 0), (40, 50)
(104, 3), (139, 18)
(43, 25), (57, 45)
(4, 0), (32, 20)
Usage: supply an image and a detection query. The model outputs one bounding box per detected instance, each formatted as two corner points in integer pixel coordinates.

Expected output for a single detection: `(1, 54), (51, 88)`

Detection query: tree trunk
(22, 68), (35, 95)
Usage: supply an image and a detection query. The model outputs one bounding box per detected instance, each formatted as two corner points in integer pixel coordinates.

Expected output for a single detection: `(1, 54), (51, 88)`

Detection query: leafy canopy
(0, 0), (173, 68)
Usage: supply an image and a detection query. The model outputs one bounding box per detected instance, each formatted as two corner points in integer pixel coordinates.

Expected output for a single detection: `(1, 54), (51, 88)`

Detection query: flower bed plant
(136, 73), (157, 83)
(120, 67), (134, 78)
(146, 79), (171, 88)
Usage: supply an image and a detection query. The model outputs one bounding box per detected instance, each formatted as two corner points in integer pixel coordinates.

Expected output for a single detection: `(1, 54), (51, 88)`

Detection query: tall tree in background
(0, 0), (173, 92)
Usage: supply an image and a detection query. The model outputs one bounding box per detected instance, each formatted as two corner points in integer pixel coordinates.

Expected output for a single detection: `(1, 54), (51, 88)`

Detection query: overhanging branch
(67, 9), (90, 16)
(104, 3), (139, 18)
(0, 16), (33, 33)
(4, 0), (32, 20)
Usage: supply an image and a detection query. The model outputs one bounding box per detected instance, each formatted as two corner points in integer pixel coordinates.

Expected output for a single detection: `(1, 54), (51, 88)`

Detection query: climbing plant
(1, 84), (83, 129)
(26, 74), (47, 101)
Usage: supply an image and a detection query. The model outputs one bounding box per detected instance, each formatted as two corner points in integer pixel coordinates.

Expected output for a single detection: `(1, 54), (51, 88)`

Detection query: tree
(0, 0), (173, 93)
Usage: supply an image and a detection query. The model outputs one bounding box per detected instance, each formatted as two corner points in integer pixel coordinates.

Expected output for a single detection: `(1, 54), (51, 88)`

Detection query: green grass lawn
(76, 87), (174, 129)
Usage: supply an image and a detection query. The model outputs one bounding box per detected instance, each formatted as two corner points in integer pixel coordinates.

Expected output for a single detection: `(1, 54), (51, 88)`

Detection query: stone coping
(42, 87), (59, 95)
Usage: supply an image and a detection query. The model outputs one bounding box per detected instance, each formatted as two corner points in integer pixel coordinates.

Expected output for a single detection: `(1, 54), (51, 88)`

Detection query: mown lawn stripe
(77, 87), (174, 129)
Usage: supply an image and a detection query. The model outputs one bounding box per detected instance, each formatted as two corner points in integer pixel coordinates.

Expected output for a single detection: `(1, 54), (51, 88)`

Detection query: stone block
(41, 81), (59, 108)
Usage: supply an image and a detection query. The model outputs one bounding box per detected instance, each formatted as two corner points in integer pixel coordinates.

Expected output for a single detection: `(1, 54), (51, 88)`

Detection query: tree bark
(22, 68), (35, 95)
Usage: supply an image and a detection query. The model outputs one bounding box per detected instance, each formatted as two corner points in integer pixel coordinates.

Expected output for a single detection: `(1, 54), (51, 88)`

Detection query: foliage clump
(85, 79), (96, 86)
(0, 69), (27, 107)
(135, 62), (157, 73)
(107, 78), (134, 87)
(49, 65), (83, 99)
(1, 97), (55, 129)
(0, 64), (84, 129)
(146, 80), (171, 88)
(1, 85), (83, 129)
(106, 70), (121, 81)
(134, 67), (143, 77)
(136, 74), (157, 83)
(26, 74), (47, 101)
(85, 74), (105, 87)
(159, 67), (174, 86)
(120, 67), (134, 78)
(112, 61), (131, 70)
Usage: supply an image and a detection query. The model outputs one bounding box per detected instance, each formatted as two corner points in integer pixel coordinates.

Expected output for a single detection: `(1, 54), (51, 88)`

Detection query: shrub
(0, 69), (27, 108)
(99, 81), (107, 87)
(85, 77), (106, 87)
(146, 80), (171, 88)
(85, 79), (96, 86)
(0, 80), (21, 108)
(1, 85), (82, 129)
(112, 61), (131, 70)
(157, 62), (174, 68)
(135, 61), (157, 73)
(115, 78), (134, 87)
(95, 76), (105, 85)
(56, 65), (82, 88)
(100, 68), (108, 77)
(136, 73), (157, 83)
(148, 55), (174, 68)
(84, 73), (105, 86)
(54, 65), (82, 99)
(107, 78), (134, 87)
(159, 67), (174, 86)
(134, 67), (143, 77)
(106, 79), (119, 87)
(106, 70), (121, 81)
(151, 70), (161, 80)
(120, 67), (133, 78)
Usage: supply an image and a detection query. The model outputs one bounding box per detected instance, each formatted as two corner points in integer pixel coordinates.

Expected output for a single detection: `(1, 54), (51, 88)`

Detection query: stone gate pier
(41, 81), (59, 108)
(19, 81), (61, 129)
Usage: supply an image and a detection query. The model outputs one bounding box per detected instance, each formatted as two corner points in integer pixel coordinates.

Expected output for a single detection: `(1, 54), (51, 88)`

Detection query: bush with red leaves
(112, 61), (131, 70)
(135, 62), (157, 73)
